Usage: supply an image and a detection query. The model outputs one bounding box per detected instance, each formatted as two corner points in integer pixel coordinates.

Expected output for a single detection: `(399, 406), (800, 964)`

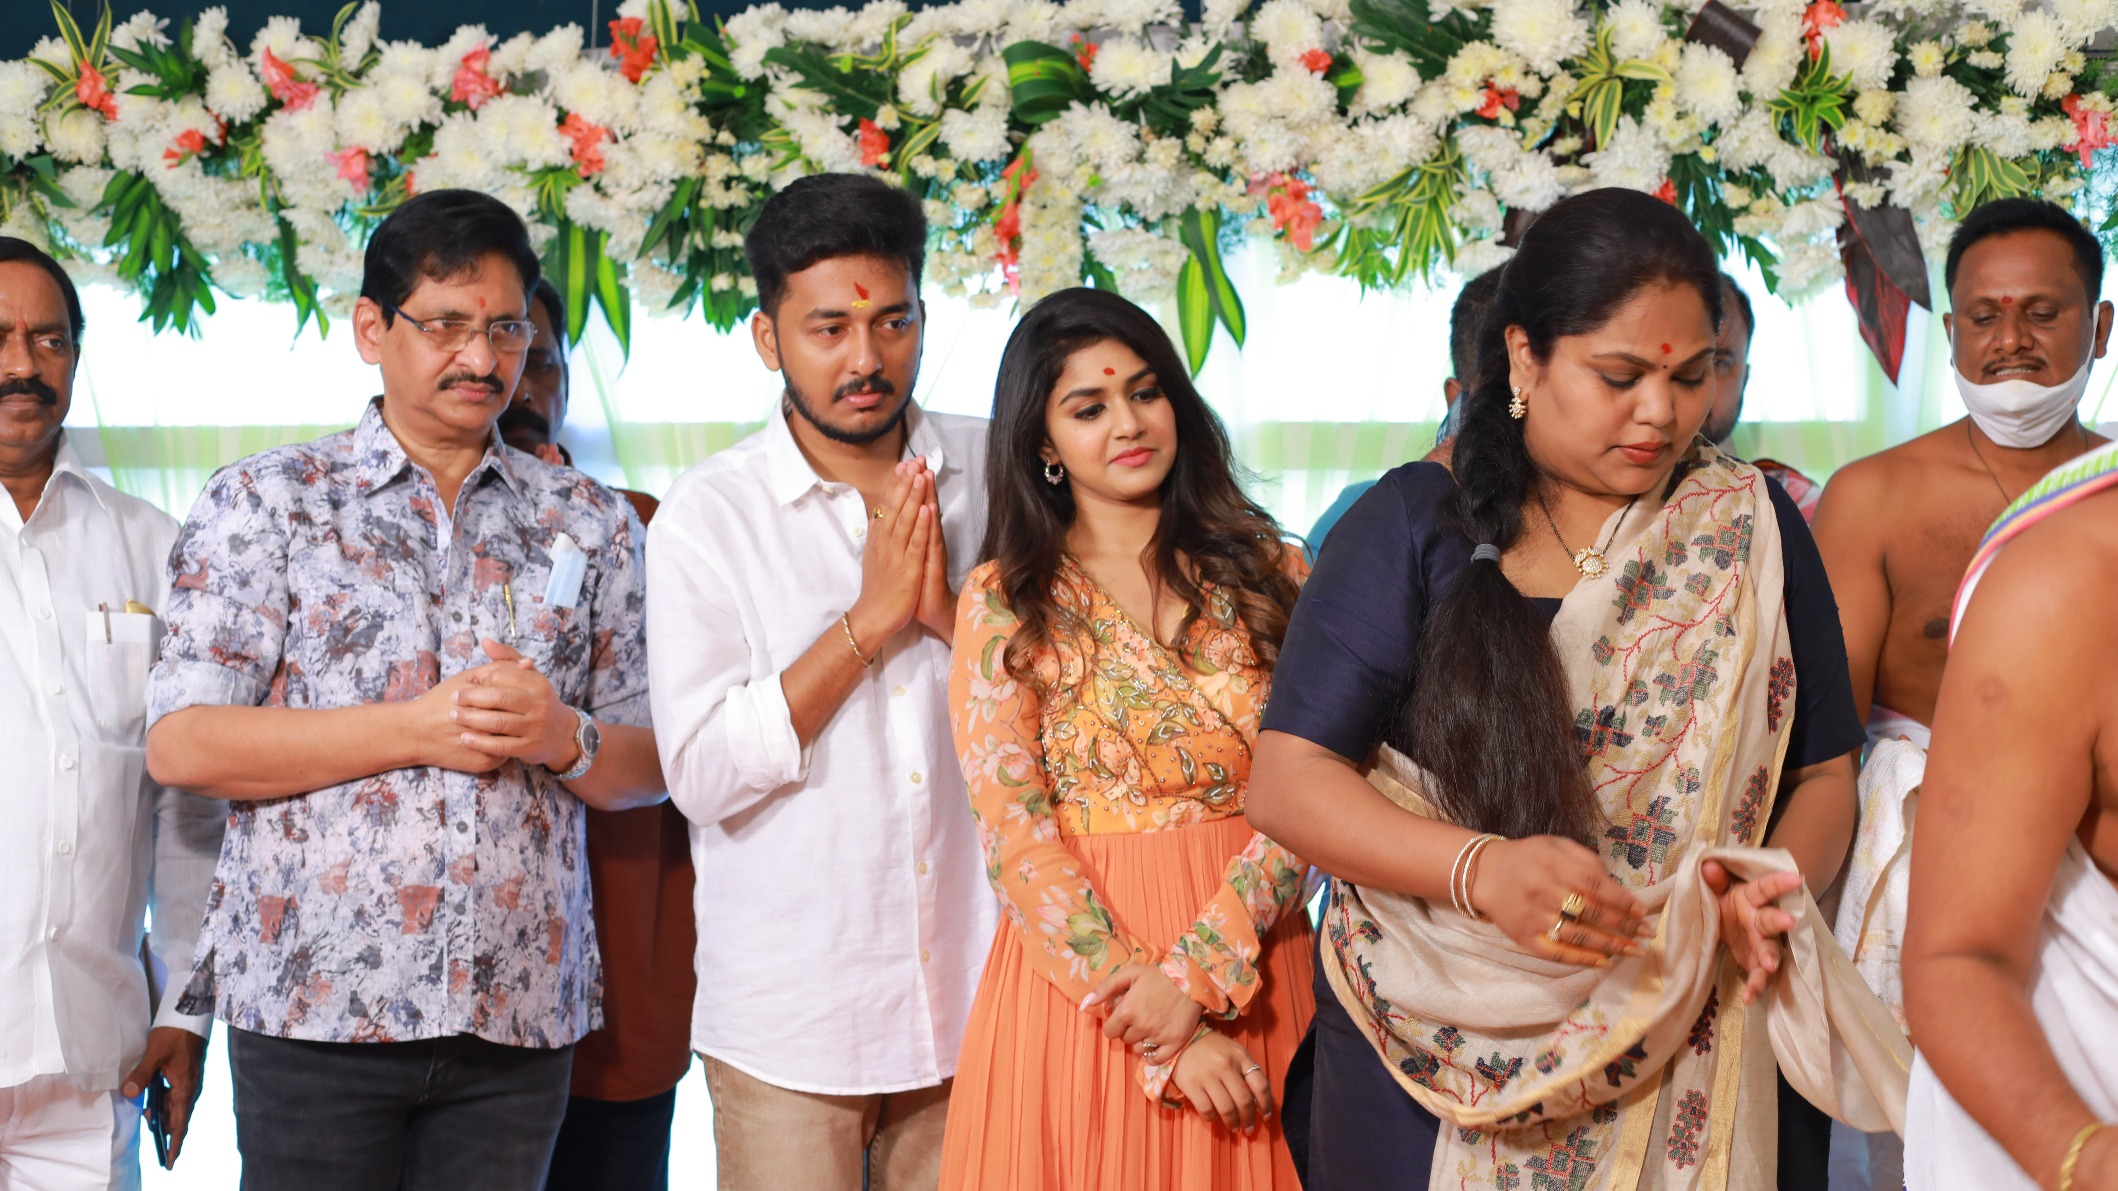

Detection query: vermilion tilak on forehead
(1659, 342), (1671, 354)
(2001, 295), (2014, 304)
(851, 281), (872, 309)
(1103, 367), (1115, 375)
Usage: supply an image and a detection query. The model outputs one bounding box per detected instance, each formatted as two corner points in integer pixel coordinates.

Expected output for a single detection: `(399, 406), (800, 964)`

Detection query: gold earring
(1508, 385), (1527, 420)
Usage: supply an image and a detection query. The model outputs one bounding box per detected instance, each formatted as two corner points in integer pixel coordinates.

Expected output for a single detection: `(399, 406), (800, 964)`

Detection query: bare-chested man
(1902, 440), (2118, 1190)
(1814, 198), (2112, 744)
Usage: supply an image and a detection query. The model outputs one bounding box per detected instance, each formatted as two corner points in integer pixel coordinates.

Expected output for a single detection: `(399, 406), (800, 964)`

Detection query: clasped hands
(1083, 963), (1275, 1134)
(846, 457), (955, 652)
(408, 639), (581, 777)
(1471, 836), (1805, 1004)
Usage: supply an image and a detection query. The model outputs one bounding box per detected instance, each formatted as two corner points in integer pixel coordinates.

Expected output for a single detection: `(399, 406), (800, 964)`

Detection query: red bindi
(1659, 342), (1671, 354)
(2001, 295), (2013, 305)
(476, 296), (485, 308)
(1103, 367), (1115, 375)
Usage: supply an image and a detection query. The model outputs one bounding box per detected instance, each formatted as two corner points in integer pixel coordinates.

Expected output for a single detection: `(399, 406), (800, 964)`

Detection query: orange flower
(1475, 83), (1520, 120)
(858, 117), (891, 167)
(608, 16), (659, 83)
(1653, 178), (1678, 204)
(994, 154), (1040, 292)
(163, 128), (208, 168)
(451, 45), (505, 109)
(559, 112), (611, 177)
(260, 47), (320, 112)
(1298, 48), (1333, 74)
(1800, 0), (1845, 56)
(74, 60), (118, 118)
(326, 145), (371, 191)
(1258, 172), (1323, 252)
(2063, 95), (2114, 169)
(1072, 34), (1099, 72)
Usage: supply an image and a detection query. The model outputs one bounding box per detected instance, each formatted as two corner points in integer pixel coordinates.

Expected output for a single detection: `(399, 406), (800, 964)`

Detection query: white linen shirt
(647, 403), (997, 1095)
(0, 434), (223, 1091)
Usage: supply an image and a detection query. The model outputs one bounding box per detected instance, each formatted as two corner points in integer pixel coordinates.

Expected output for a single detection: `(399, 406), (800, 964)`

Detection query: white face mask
(1951, 351), (2093, 449)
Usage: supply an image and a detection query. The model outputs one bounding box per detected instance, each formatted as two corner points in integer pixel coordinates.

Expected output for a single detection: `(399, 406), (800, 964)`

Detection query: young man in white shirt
(0, 237), (224, 1189)
(647, 173), (995, 1191)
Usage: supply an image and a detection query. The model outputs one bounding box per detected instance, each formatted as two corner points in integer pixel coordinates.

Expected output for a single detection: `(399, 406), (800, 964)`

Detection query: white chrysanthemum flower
(1905, 41), (1944, 77)
(2003, 10), (2066, 99)
(45, 110), (105, 165)
(1251, 0), (1326, 56)
(842, 0), (909, 49)
(340, 3), (382, 64)
(112, 12), (172, 52)
(1090, 40), (1173, 100)
(487, 33), (539, 80)
(1455, 236), (1515, 277)
(1605, 0), (1666, 62)
(725, 5), (788, 77)
(0, 62), (48, 117)
(0, 118), (40, 157)
(527, 25), (586, 74)
(1200, 0), (1248, 37)
(332, 85), (395, 151)
(551, 59), (638, 130)
(638, 73), (708, 141)
(375, 40), (436, 82)
(477, 94), (567, 166)
(1349, 49), (1420, 113)
(1823, 20), (1897, 92)
(1852, 88), (1894, 125)
(438, 25), (492, 67)
(782, 7), (848, 43)
(193, 7), (233, 62)
(1671, 43), (1740, 128)
(250, 16), (319, 72)
(1491, 0), (1590, 75)
(1055, 103), (1142, 176)
(1739, 15), (1802, 95)
(1895, 74), (1978, 153)
(26, 39), (68, 70)
(371, 71), (441, 131)
(2050, 0), (2118, 39)
(1096, 0), (1183, 35)
(940, 105), (1011, 162)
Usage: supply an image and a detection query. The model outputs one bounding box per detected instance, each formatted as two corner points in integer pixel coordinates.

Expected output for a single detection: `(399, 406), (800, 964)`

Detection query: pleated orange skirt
(939, 815), (1315, 1191)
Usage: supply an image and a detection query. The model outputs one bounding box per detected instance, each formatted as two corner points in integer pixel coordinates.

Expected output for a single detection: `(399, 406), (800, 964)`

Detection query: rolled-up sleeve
(148, 465), (289, 727)
(646, 507), (808, 830)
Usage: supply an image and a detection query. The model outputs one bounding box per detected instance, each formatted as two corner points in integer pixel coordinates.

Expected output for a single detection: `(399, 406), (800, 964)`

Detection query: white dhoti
(1905, 840), (2118, 1188)
(1834, 730), (1927, 1030)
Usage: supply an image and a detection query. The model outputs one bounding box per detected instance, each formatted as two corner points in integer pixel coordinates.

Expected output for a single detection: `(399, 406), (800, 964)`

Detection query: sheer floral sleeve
(949, 566), (1154, 1005)
(1157, 547), (1312, 1018)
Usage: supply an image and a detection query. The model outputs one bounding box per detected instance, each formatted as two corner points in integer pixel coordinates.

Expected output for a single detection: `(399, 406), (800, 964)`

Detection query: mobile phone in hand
(145, 1074), (171, 1169)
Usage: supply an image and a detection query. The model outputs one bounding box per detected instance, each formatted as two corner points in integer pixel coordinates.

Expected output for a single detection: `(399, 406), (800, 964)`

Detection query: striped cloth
(1952, 439), (2118, 639)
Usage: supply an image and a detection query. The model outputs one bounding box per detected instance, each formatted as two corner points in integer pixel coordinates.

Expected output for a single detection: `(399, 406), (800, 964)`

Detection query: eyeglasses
(384, 305), (537, 355)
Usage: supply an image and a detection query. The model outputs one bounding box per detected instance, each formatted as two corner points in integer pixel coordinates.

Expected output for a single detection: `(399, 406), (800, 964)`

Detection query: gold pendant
(1573, 548), (1607, 578)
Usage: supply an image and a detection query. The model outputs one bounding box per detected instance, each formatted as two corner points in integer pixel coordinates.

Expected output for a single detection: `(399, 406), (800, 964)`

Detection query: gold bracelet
(840, 612), (874, 667)
(2060, 1121), (2108, 1191)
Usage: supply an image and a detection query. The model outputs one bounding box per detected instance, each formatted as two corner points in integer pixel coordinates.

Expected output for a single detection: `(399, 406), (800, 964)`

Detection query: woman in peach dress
(940, 288), (1314, 1190)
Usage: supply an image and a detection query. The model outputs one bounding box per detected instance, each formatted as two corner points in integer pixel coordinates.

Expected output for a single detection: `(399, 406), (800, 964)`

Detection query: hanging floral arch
(1, 0), (2112, 375)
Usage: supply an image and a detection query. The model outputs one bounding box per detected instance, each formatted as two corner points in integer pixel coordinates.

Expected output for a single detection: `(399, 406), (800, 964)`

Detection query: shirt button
(38, 606), (51, 619)
(909, 771), (923, 785)
(455, 821), (469, 833)
(47, 926), (58, 940)
(56, 841), (72, 856)
(920, 948), (931, 963)
(58, 754), (75, 771)
(892, 685), (906, 697)
(46, 681), (63, 697)
(916, 860), (929, 876)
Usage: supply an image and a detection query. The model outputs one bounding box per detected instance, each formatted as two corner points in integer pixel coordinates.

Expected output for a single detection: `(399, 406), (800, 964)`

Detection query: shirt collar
(351, 396), (525, 504)
(48, 431), (108, 513)
(763, 397), (947, 507)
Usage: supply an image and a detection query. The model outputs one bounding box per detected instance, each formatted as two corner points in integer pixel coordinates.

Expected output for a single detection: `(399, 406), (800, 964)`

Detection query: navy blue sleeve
(1263, 463), (1466, 761)
(1770, 477), (1864, 770)
(1304, 479), (1377, 563)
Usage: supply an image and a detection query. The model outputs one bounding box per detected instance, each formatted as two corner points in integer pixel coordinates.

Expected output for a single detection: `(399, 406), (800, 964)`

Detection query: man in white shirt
(647, 174), (995, 1191)
(0, 237), (223, 1189)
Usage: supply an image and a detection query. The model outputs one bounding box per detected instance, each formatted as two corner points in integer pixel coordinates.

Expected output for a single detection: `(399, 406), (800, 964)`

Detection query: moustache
(0, 377), (60, 405)
(496, 403), (552, 441)
(438, 371), (504, 397)
(835, 375), (895, 401)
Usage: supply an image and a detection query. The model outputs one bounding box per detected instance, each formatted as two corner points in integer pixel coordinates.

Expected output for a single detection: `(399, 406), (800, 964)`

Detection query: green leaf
(562, 222), (595, 346)
(1002, 41), (1092, 125)
(762, 44), (889, 121)
(594, 243), (633, 357)
(638, 175), (700, 260)
(1176, 255), (1215, 374)
(1179, 207), (1246, 347)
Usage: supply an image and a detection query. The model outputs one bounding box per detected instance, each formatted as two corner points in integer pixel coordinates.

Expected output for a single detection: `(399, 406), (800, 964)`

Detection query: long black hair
(1396, 188), (1723, 843)
(980, 287), (1299, 684)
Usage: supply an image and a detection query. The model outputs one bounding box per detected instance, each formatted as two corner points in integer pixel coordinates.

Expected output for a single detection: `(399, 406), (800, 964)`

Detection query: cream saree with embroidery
(1321, 448), (1909, 1191)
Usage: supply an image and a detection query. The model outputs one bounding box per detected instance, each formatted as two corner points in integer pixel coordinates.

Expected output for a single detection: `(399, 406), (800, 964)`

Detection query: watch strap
(553, 706), (595, 781)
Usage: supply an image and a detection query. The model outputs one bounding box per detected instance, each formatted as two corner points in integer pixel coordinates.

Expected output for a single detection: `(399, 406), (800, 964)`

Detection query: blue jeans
(228, 1028), (573, 1191)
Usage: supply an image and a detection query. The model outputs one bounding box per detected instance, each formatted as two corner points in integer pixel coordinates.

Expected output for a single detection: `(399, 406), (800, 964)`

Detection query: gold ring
(1560, 891), (1587, 921)
(872, 506), (885, 520)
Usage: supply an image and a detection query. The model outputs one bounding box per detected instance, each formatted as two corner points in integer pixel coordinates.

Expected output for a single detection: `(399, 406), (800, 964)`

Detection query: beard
(783, 370), (911, 446)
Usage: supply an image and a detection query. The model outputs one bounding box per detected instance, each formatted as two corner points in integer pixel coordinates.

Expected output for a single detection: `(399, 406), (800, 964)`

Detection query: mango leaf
(1176, 255), (1215, 374)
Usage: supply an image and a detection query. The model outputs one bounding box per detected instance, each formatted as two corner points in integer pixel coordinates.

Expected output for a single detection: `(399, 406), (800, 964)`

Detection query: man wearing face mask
(1809, 202), (2111, 1181)
(1815, 198), (2110, 749)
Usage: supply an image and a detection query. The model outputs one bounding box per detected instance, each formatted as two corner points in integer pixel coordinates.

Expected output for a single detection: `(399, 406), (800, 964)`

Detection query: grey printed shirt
(150, 398), (649, 1047)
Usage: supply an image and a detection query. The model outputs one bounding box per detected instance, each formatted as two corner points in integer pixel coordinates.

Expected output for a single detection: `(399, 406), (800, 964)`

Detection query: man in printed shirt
(144, 190), (666, 1190)
(0, 239), (223, 1188)
(648, 173), (995, 1190)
